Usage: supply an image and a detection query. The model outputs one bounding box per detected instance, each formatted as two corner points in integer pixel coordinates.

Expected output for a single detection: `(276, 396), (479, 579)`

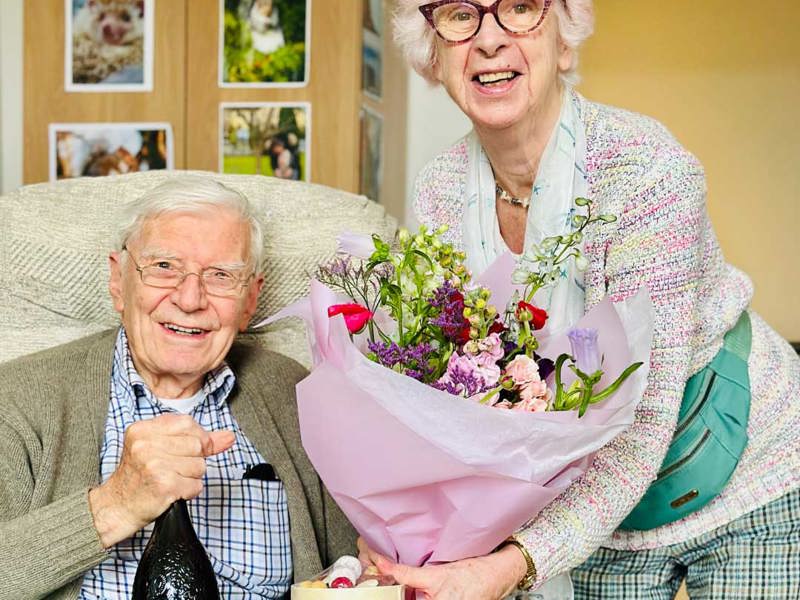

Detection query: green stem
(479, 386), (503, 405)
(552, 353), (571, 410)
(589, 362), (644, 404)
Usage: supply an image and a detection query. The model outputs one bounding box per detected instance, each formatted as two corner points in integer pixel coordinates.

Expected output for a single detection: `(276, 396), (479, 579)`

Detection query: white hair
(115, 175), (264, 273)
(393, 0), (594, 86)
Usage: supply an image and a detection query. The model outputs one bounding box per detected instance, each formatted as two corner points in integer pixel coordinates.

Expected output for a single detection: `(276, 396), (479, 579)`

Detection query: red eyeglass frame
(419, 0), (556, 44)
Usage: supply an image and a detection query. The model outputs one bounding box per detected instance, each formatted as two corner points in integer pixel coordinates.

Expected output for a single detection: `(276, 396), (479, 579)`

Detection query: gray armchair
(0, 171), (397, 365)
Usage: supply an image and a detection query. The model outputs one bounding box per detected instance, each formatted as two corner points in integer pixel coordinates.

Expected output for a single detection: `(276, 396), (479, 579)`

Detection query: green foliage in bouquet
(318, 198), (641, 416)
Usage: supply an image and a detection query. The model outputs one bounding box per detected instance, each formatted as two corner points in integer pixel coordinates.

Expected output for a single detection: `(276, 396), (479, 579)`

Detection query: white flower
(511, 268), (529, 284)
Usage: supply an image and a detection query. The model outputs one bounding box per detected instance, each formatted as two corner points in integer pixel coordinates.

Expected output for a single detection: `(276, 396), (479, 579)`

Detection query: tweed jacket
(413, 91), (800, 585)
(0, 330), (357, 599)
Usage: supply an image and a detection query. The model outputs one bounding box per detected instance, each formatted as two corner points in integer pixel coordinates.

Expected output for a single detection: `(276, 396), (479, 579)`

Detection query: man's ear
(239, 274), (265, 332)
(108, 252), (126, 315)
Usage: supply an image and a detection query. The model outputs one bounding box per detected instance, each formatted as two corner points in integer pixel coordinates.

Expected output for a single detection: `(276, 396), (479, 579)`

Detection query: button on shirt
(80, 329), (292, 598)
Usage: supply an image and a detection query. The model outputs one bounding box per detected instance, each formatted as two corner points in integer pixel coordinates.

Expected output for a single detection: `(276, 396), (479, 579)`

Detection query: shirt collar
(113, 327), (236, 413)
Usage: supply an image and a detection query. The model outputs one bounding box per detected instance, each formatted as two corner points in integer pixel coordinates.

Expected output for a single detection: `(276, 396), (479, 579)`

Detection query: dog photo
(65, 0), (154, 92)
(220, 0), (310, 87)
(359, 106), (382, 203)
(49, 122), (173, 181)
(220, 102), (310, 180)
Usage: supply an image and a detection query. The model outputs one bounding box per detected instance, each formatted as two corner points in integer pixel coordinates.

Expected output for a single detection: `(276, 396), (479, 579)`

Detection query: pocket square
(242, 463), (280, 482)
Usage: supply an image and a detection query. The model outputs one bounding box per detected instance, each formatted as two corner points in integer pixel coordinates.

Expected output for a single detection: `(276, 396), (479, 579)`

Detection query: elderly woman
(361, 1), (800, 598)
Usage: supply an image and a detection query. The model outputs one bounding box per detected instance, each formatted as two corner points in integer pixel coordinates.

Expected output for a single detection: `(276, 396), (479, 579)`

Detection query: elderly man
(0, 177), (356, 598)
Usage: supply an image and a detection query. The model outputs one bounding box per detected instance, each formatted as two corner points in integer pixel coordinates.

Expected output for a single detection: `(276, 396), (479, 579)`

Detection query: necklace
(495, 183), (530, 209)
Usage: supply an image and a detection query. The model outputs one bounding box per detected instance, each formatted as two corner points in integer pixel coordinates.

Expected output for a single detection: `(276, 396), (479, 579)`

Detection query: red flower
(327, 303), (374, 334)
(456, 324), (472, 344)
(488, 319), (506, 335)
(516, 301), (548, 330)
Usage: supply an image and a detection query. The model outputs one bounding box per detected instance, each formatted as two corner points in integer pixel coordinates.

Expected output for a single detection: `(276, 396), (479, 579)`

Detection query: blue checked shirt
(79, 329), (292, 598)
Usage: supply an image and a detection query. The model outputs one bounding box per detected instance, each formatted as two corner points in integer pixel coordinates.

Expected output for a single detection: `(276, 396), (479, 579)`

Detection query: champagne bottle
(132, 499), (220, 599)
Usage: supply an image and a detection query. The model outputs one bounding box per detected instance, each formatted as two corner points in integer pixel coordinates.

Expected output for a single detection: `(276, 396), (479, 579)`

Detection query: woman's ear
(557, 38), (574, 73)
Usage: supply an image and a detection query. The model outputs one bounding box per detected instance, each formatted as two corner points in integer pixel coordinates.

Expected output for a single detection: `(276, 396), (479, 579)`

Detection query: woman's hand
(358, 538), (528, 600)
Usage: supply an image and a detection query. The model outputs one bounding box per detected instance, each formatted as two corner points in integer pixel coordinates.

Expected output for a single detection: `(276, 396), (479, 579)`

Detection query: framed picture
(64, 0), (154, 92)
(362, 0), (382, 100)
(220, 102), (311, 181)
(219, 0), (310, 88)
(359, 106), (383, 203)
(49, 122), (173, 181)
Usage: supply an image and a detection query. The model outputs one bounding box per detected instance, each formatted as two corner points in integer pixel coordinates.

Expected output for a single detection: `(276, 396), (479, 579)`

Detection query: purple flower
(436, 352), (500, 398)
(368, 340), (435, 381)
(567, 328), (601, 374)
(430, 281), (469, 342)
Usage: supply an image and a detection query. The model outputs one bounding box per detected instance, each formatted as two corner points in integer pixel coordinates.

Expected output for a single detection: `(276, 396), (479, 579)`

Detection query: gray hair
(115, 176), (264, 273)
(393, 0), (594, 87)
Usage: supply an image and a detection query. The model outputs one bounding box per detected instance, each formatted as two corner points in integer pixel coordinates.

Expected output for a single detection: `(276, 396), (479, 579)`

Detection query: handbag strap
(723, 311), (752, 362)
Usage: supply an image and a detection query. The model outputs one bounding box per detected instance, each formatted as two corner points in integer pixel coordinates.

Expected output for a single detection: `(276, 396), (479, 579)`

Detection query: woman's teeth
(476, 71), (517, 86)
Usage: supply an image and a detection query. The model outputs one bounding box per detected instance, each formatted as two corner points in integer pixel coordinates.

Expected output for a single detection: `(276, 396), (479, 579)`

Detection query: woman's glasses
(420, 0), (553, 44)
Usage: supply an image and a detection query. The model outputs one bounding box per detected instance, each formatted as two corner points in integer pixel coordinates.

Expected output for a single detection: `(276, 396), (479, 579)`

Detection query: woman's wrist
(495, 537), (537, 591)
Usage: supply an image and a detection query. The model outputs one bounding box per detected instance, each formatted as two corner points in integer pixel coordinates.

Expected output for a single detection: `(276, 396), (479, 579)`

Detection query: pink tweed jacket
(413, 92), (800, 586)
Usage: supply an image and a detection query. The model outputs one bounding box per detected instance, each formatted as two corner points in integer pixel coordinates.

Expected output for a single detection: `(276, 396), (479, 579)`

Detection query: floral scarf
(463, 89), (589, 334)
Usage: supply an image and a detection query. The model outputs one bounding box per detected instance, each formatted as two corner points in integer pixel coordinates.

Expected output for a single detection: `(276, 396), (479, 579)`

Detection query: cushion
(0, 170), (397, 366)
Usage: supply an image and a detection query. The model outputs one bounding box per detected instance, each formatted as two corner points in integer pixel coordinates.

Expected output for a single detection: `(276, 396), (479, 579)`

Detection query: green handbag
(620, 312), (751, 531)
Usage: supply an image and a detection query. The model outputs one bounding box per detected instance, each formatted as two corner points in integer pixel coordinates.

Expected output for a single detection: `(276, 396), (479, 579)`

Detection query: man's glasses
(123, 246), (251, 297)
(419, 0), (553, 44)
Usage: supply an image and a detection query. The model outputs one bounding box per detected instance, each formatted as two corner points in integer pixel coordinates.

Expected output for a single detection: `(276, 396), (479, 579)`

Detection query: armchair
(0, 171), (397, 365)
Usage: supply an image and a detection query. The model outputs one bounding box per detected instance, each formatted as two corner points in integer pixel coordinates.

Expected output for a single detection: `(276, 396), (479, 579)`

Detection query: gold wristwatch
(499, 536), (537, 591)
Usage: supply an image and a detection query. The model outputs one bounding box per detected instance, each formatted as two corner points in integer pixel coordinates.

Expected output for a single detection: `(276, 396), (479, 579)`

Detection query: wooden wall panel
(186, 0), (363, 192)
(23, 0), (187, 184)
(23, 1), (407, 219)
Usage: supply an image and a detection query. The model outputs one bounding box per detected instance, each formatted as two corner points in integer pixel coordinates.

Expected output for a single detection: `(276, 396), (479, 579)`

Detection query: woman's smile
(472, 69), (522, 94)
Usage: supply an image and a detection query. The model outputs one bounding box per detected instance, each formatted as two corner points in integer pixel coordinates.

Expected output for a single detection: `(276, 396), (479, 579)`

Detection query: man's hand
(88, 414), (235, 548)
(359, 538), (527, 600)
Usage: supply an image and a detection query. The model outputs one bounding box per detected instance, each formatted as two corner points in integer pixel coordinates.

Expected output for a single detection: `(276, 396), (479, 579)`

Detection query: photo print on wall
(220, 102), (310, 181)
(65, 0), (154, 92)
(362, 0), (382, 100)
(359, 105), (383, 203)
(219, 0), (310, 87)
(49, 122), (173, 181)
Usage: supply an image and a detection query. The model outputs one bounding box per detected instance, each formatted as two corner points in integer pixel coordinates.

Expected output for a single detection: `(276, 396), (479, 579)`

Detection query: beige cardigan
(0, 330), (357, 599)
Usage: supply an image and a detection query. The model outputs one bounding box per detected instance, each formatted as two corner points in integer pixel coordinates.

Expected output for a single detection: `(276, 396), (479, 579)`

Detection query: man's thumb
(205, 430), (236, 456)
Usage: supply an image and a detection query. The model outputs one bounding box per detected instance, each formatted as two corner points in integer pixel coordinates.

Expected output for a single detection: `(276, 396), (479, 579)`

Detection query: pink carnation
(504, 355), (542, 385)
(519, 380), (549, 403)
(512, 395), (549, 413)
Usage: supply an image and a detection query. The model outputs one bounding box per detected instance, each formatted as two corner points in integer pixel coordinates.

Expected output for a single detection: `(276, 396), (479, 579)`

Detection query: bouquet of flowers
(259, 198), (654, 566)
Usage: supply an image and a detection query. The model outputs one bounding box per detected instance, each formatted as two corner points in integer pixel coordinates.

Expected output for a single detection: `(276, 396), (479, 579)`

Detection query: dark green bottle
(132, 499), (220, 599)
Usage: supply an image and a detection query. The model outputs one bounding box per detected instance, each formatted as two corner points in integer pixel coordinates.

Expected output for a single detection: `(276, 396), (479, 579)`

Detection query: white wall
(0, 0), (23, 194)
(403, 67), (470, 227)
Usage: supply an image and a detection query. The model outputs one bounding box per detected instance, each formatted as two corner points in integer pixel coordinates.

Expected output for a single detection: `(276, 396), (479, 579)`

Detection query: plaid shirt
(79, 329), (292, 598)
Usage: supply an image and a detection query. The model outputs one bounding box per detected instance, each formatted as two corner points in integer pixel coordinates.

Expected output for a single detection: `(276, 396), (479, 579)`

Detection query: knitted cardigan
(413, 92), (800, 587)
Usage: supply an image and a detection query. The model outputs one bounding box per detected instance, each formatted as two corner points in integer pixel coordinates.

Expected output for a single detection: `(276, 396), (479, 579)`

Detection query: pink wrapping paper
(257, 254), (653, 567)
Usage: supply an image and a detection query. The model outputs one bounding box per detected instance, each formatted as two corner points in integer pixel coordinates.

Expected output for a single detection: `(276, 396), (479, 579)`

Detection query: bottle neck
(155, 499), (196, 540)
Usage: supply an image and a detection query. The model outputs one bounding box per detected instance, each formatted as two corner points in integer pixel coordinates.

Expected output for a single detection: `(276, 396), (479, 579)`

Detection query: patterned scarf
(463, 89), (589, 334)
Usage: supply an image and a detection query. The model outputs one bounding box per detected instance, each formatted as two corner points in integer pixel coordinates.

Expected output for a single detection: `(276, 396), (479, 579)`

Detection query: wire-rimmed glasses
(123, 246), (251, 298)
(419, 0), (553, 44)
